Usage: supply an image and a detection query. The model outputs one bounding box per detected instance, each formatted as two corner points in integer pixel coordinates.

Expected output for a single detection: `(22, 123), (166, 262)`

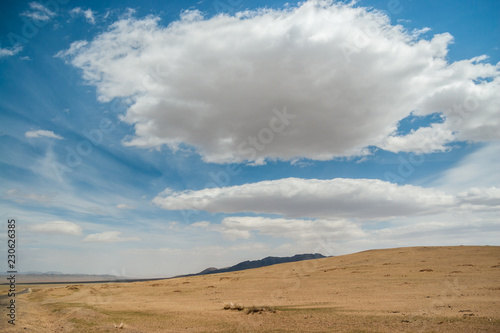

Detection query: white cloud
(5, 188), (55, 204)
(368, 218), (500, 247)
(380, 123), (455, 153)
(153, 177), (458, 220)
(190, 221), (211, 228)
(83, 231), (140, 243)
(116, 203), (133, 209)
(217, 216), (365, 241)
(418, 57), (500, 143)
(58, 0), (500, 163)
(25, 129), (63, 140)
(0, 44), (23, 58)
(457, 187), (500, 209)
(70, 7), (96, 24)
(436, 142), (500, 191)
(21, 2), (56, 21)
(30, 220), (82, 236)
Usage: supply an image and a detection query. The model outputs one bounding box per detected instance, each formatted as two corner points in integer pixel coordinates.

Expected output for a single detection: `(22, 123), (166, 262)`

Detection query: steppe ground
(1, 246), (499, 332)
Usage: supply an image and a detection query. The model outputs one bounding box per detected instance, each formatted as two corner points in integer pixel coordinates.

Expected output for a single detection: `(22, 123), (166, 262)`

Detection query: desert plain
(1, 246), (499, 332)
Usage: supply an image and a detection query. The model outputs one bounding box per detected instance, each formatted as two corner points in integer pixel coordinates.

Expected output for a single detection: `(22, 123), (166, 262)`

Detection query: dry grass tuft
(246, 306), (276, 314)
(113, 321), (125, 329)
(419, 268), (434, 272)
(66, 285), (82, 290)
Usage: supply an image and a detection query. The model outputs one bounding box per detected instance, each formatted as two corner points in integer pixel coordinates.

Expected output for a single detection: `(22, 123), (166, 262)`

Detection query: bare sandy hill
(1, 246), (499, 332)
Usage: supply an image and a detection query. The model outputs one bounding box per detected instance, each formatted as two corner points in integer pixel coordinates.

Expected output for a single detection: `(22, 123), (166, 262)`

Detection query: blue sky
(1, 0), (499, 278)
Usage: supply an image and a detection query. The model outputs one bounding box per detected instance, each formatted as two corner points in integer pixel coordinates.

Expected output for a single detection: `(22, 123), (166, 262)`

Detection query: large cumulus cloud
(58, 0), (500, 163)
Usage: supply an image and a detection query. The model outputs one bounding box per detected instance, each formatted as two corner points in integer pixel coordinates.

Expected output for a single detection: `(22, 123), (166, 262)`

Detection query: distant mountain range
(1, 270), (120, 276)
(1, 253), (326, 284)
(0, 272), (122, 284)
(189, 253), (326, 277)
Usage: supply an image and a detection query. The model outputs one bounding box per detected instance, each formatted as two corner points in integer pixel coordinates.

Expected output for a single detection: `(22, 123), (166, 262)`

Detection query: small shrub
(246, 306), (276, 314)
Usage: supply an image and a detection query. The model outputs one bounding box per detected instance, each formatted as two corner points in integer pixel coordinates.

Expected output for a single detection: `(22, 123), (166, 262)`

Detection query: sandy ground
(1, 246), (499, 332)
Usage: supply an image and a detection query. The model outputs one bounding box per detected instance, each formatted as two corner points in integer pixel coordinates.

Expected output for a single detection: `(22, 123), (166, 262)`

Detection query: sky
(0, 0), (499, 278)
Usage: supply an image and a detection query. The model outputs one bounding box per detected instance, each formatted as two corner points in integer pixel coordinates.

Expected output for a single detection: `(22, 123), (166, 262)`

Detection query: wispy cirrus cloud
(5, 188), (56, 204)
(25, 129), (63, 139)
(0, 44), (23, 58)
(83, 231), (140, 243)
(116, 203), (134, 209)
(21, 2), (56, 22)
(435, 142), (500, 191)
(30, 220), (82, 236)
(70, 7), (96, 24)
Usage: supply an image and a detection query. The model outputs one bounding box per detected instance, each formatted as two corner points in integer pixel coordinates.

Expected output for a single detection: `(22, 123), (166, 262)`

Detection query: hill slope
(2, 246), (499, 332)
(194, 253), (326, 276)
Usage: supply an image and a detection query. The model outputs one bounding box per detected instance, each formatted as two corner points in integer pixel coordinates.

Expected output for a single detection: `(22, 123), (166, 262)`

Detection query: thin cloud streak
(83, 231), (141, 243)
(21, 2), (56, 21)
(70, 7), (96, 24)
(25, 130), (64, 140)
(29, 220), (82, 236)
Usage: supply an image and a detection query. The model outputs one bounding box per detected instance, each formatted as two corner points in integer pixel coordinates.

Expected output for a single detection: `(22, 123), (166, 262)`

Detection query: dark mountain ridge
(192, 253), (326, 276)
